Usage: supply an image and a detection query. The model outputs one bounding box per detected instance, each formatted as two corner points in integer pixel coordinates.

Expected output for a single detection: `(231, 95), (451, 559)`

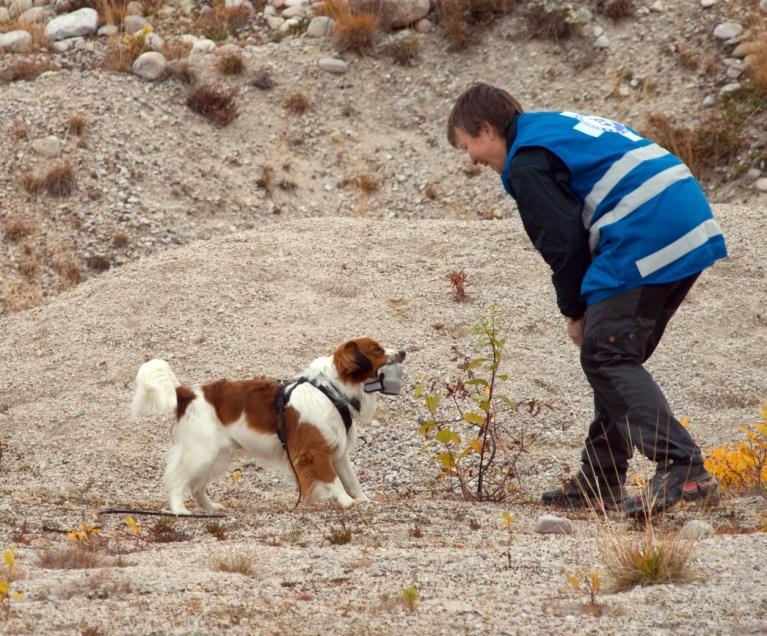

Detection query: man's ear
(479, 121), (497, 139)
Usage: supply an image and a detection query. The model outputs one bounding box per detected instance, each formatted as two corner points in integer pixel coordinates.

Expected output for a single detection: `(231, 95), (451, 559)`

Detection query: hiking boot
(624, 462), (720, 519)
(541, 470), (625, 510)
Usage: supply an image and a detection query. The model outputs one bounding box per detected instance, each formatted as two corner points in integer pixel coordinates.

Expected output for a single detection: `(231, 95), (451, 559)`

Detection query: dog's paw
(165, 507), (191, 516)
(205, 502), (226, 513)
(351, 495), (376, 506)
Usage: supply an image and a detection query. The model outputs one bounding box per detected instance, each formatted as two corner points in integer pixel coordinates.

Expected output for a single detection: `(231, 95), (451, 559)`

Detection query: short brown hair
(447, 82), (524, 147)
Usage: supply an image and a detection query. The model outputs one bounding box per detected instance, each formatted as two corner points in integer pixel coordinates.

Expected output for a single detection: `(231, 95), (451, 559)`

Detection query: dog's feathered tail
(131, 358), (180, 419)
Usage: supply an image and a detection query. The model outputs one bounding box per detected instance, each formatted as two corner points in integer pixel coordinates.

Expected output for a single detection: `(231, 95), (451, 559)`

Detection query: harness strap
(282, 376), (359, 434)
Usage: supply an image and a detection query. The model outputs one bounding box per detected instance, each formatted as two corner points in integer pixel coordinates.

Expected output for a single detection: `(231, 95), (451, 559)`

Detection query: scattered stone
(0, 29), (32, 53)
(702, 95), (716, 107)
(761, 0), (767, 12)
(681, 520), (714, 540)
(191, 38), (216, 54)
(755, 177), (767, 192)
(132, 51), (167, 80)
(19, 6), (45, 22)
(282, 5), (304, 18)
(0, 7), (9, 23)
(306, 15), (332, 38)
(713, 22), (743, 40)
(700, 0), (716, 7)
(746, 168), (761, 181)
(97, 24), (118, 36)
(414, 18), (432, 34)
(649, 0), (663, 11)
(535, 515), (575, 535)
(719, 82), (741, 94)
(318, 56), (348, 74)
(595, 34), (609, 48)
(52, 36), (83, 52)
(266, 15), (284, 29)
(31, 135), (63, 159)
(44, 7), (98, 40)
(9, 0), (33, 19)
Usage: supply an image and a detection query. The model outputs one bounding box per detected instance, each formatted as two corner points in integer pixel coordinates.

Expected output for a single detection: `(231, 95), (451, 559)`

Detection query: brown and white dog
(131, 338), (405, 514)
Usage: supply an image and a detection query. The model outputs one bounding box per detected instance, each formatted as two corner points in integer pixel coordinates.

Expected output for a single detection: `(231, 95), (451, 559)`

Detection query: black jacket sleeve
(509, 147), (590, 320)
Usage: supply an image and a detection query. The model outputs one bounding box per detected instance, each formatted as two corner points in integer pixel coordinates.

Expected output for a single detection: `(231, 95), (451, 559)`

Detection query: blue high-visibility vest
(501, 111), (727, 306)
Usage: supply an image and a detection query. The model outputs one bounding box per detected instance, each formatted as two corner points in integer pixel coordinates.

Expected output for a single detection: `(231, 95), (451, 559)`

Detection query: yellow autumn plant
(0, 547), (23, 621)
(704, 403), (767, 496)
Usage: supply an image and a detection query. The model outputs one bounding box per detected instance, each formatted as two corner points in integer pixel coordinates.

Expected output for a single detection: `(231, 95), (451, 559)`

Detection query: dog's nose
(393, 350), (406, 363)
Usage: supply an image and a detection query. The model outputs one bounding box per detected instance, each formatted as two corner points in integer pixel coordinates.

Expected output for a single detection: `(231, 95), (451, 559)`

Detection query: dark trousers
(579, 274), (704, 485)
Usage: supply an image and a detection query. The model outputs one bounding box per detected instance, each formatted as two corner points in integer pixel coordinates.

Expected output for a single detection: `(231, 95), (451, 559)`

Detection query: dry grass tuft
(187, 85), (239, 126)
(342, 173), (379, 193)
(161, 40), (193, 61)
(0, 59), (56, 83)
(523, 0), (575, 41)
(383, 33), (421, 66)
(330, 3), (379, 55)
(599, 527), (696, 591)
(53, 252), (82, 288)
(747, 33), (767, 94)
(213, 553), (255, 576)
(166, 59), (196, 84)
(3, 215), (37, 242)
(92, 0), (130, 26)
(18, 243), (39, 279)
(256, 163), (276, 198)
(284, 92), (312, 114)
(640, 112), (742, 180)
(596, 0), (634, 20)
(67, 114), (87, 136)
(145, 518), (191, 543)
(205, 521), (227, 541)
(37, 546), (104, 570)
(216, 52), (245, 75)
(112, 231), (129, 247)
(449, 269), (467, 302)
(436, 0), (516, 50)
(1, 19), (50, 49)
(424, 183), (439, 200)
(22, 163), (76, 197)
(194, 1), (255, 41)
(101, 34), (147, 73)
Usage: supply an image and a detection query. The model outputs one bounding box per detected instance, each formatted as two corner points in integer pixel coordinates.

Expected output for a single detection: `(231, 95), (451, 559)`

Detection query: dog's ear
(334, 340), (373, 380)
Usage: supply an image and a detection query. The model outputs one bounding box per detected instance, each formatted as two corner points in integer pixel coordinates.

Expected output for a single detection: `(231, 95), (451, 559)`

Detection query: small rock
(0, 29), (32, 52)
(44, 7), (98, 40)
(700, 0), (716, 7)
(649, 0), (663, 11)
(97, 24), (118, 36)
(0, 7), (10, 23)
(305, 15), (332, 38)
(126, 0), (143, 15)
(680, 520), (714, 540)
(755, 177), (767, 192)
(132, 51), (167, 80)
(191, 38), (216, 54)
(266, 15), (284, 29)
(281, 5), (304, 18)
(31, 136), (62, 159)
(19, 6), (44, 22)
(318, 57), (348, 74)
(713, 22), (743, 40)
(745, 168), (761, 181)
(595, 34), (609, 49)
(761, 0), (767, 12)
(413, 18), (432, 34)
(535, 515), (575, 535)
(593, 25), (604, 37)
(702, 95), (716, 107)
(719, 82), (741, 94)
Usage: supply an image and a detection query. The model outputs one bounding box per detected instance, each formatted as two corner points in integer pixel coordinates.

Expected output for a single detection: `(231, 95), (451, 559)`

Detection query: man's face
(453, 124), (507, 174)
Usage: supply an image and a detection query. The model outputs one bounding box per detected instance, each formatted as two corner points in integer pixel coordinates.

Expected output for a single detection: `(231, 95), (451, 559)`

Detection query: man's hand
(566, 317), (584, 347)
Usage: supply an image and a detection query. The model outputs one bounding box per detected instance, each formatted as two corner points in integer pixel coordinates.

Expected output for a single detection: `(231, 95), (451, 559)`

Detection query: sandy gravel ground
(0, 205), (765, 634)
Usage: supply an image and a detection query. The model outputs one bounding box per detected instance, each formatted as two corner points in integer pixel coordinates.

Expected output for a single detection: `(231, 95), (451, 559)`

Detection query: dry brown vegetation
(212, 553), (255, 576)
(250, 68), (274, 89)
(186, 85), (239, 126)
(21, 163), (77, 197)
(101, 35), (147, 73)
(3, 215), (36, 242)
(641, 112), (743, 180)
(194, 0), (257, 41)
(91, 0), (130, 25)
(284, 92), (312, 114)
(523, 0), (576, 41)
(0, 19), (50, 49)
(37, 545), (105, 570)
(341, 173), (379, 193)
(320, 0), (380, 54)
(0, 59), (56, 83)
(67, 114), (87, 136)
(383, 33), (422, 66)
(216, 52), (245, 75)
(596, 0), (635, 20)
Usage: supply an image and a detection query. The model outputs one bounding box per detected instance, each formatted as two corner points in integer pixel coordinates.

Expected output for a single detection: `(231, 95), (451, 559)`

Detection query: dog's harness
(276, 376), (360, 449)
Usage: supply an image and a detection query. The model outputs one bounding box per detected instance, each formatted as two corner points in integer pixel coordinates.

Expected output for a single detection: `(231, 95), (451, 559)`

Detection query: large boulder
(348, 0), (430, 30)
(44, 7), (98, 40)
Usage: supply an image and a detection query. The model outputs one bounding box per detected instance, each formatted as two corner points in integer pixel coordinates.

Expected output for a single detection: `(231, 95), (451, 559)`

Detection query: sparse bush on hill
(21, 163), (76, 197)
(383, 33), (422, 65)
(595, 0), (634, 20)
(284, 92), (312, 114)
(216, 52), (245, 75)
(194, 0), (259, 41)
(0, 59), (55, 83)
